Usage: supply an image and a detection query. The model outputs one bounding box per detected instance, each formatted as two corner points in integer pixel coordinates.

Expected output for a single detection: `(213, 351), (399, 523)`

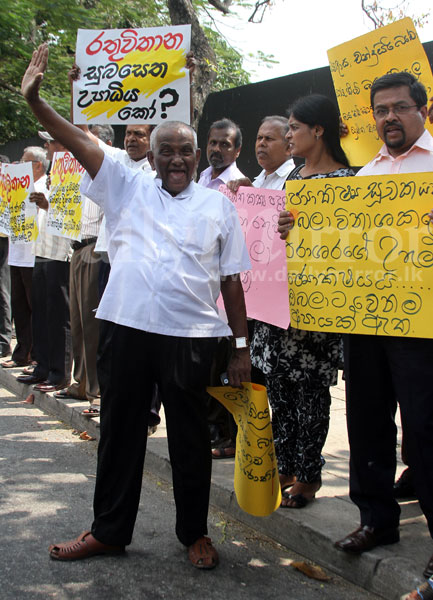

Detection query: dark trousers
(344, 333), (433, 536)
(92, 321), (217, 547)
(68, 243), (100, 401)
(0, 238), (11, 352)
(32, 258), (72, 385)
(10, 265), (33, 364)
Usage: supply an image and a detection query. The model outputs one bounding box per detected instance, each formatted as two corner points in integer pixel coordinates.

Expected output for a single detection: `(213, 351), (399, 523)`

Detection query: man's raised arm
(21, 44), (103, 179)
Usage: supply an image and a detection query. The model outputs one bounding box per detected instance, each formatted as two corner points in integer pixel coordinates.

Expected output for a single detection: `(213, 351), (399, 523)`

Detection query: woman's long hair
(287, 94), (350, 167)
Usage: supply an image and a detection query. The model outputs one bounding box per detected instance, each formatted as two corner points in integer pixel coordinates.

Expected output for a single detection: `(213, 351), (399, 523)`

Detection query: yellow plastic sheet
(207, 383), (281, 517)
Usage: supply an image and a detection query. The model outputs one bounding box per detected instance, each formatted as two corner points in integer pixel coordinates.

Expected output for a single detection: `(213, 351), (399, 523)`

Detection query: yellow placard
(47, 152), (85, 241)
(4, 164), (38, 243)
(328, 18), (433, 166)
(285, 173), (433, 338)
(0, 164), (10, 235)
(207, 383), (281, 517)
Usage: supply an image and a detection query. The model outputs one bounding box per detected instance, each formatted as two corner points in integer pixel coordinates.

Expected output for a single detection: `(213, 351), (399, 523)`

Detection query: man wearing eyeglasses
(334, 72), (433, 579)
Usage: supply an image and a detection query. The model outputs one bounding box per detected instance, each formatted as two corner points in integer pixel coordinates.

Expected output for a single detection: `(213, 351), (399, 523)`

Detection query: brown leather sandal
(188, 536), (219, 569)
(211, 446), (235, 459)
(49, 531), (125, 561)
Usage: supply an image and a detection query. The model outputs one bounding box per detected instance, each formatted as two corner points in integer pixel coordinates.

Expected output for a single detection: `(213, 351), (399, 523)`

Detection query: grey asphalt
(0, 386), (383, 600)
(0, 365), (428, 600)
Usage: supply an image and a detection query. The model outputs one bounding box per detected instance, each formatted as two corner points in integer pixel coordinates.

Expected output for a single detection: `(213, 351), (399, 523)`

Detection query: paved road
(0, 388), (381, 599)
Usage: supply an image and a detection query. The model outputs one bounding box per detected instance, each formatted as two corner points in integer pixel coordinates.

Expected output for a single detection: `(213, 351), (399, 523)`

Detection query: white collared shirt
(98, 139), (154, 173)
(81, 155), (251, 337)
(253, 157), (295, 190)
(357, 129), (433, 175)
(198, 161), (244, 190)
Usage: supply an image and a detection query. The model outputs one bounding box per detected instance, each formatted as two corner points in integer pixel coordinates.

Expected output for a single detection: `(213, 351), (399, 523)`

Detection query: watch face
(235, 336), (248, 349)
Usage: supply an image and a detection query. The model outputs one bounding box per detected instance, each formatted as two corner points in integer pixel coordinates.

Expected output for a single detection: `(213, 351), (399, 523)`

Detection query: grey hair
(260, 115), (290, 137)
(90, 124), (115, 144)
(150, 121), (198, 152)
(24, 146), (49, 171)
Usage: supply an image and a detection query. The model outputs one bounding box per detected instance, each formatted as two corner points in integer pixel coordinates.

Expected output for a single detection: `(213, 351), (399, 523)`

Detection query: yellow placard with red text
(2, 163), (38, 243)
(328, 18), (433, 166)
(73, 26), (191, 124)
(285, 172), (433, 338)
(207, 383), (281, 517)
(46, 152), (85, 241)
(0, 163), (10, 236)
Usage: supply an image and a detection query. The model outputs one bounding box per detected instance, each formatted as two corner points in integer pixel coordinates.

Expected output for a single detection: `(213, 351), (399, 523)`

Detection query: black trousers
(344, 333), (433, 536)
(32, 258), (72, 385)
(92, 321), (218, 547)
(10, 265), (33, 364)
(0, 238), (11, 353)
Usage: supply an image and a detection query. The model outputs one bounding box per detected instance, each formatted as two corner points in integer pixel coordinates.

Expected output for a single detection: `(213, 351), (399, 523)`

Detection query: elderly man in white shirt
(22, 43), (251, 570)
(3, 146), (53, 369)
(14, 145), (72, 392)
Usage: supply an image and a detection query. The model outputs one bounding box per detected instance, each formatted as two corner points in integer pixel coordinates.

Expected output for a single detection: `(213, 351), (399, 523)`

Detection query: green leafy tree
(0, 0), (276, 142)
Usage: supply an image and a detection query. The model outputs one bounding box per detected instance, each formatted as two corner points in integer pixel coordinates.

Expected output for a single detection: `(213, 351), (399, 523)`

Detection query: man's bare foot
(281, 480), (322, 509)
(23, 393), (34, 404)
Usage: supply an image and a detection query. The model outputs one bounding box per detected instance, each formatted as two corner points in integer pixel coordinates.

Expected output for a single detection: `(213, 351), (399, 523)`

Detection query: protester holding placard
(16, 143), (73, 393)
(258, 95), (354, 508)
(331, 73), (433, 579)
(2, 156), (39, 369)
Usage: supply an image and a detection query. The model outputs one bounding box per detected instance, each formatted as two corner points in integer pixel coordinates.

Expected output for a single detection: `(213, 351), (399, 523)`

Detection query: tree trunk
(167, 0), (217, 128)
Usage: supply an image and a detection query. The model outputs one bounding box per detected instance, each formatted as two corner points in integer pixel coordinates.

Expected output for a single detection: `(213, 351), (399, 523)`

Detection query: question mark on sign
(159, 88), (180, 119)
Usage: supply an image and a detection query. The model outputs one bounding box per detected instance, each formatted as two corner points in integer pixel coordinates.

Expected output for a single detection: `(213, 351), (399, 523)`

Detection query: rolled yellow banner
(207, 383), (281, 517)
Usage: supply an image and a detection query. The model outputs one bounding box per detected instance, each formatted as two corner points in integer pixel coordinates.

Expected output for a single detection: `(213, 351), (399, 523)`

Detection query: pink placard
(219, 185), (290, 330)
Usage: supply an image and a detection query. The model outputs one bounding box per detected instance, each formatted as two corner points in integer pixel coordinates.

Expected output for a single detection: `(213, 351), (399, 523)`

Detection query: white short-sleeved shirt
(81, 155), (251, 337)
(98, 139), (153, 172)
(253, 157), (295, 190)
(198, 161), (244, 191)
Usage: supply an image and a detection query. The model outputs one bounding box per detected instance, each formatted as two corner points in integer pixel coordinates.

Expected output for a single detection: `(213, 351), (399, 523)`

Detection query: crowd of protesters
(0, 41), (432, 598)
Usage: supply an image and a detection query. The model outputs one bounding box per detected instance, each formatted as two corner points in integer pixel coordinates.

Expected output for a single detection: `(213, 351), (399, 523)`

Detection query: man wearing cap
(47, 129), (104, 411)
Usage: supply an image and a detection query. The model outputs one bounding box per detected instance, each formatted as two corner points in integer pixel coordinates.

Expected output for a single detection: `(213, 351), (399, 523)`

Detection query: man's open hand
(21, 43), (48, 102)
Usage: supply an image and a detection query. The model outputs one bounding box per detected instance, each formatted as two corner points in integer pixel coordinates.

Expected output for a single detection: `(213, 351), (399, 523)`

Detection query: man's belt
(71, 237), (97, 251)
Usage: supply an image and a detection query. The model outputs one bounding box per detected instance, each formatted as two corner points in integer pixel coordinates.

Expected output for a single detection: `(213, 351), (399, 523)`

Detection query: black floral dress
(250, 165), (355, 483)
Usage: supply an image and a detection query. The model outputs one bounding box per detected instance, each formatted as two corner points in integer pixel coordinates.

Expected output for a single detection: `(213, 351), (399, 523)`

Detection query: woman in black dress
(251, 94), (355, 508)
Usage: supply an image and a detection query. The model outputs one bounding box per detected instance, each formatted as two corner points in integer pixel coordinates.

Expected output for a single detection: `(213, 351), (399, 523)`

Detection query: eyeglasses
(373, 104), (419, 118)
(19, 160), (41, 164)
